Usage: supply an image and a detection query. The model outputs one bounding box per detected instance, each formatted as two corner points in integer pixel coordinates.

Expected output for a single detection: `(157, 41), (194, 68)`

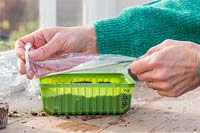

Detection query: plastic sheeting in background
(0, 56), (12, 103)
(0, 51), (27, 95)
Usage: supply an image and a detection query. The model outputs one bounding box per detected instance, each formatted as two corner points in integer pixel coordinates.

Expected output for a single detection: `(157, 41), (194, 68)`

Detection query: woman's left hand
(130, 39), (200, 97)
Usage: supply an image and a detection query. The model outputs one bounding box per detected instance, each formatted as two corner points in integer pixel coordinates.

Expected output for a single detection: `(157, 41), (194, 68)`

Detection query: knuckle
(149, 57), (159, 67)
(147, 47), (155, 53)
(162, 39), (174, 45)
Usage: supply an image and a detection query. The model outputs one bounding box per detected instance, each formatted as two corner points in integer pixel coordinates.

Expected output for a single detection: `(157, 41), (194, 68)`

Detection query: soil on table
(57, 121), (100, 132)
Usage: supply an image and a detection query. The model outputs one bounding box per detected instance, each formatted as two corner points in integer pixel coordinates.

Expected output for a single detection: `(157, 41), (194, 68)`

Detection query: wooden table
(1, 83), (200, 133)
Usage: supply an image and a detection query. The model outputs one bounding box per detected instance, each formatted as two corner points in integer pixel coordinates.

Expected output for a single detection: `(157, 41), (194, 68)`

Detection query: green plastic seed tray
(39, 73), (135, 115)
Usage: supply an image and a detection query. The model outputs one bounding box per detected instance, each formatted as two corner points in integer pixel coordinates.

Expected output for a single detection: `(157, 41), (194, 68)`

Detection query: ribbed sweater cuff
(94, 12), (131, 55)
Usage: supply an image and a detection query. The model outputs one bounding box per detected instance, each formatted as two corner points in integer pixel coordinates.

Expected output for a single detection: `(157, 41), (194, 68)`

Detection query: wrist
(196, 45), (200, 77)
(192, 43), (200, 77)
(85, 24), (98, 54)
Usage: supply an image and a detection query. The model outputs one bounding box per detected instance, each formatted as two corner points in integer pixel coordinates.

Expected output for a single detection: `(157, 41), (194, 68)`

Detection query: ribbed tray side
(40, 73), (134, 115)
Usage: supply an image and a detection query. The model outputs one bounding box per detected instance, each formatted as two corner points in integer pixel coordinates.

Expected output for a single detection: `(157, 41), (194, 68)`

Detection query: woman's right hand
(15, 24), (98, 79)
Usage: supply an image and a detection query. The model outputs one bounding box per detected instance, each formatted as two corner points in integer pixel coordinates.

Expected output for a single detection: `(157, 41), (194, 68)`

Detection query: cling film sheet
(23, 43), (154, 105)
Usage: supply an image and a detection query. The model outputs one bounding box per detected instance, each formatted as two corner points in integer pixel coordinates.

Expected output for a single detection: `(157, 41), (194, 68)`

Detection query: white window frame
(39, 0), (57, 27)
(82, 0), (117, 25)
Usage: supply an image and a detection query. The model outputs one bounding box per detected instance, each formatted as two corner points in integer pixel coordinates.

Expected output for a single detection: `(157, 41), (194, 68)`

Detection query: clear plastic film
(24, 43), (159, 105)
(0, 56), (12, 129)
(24, 43), (136, 78)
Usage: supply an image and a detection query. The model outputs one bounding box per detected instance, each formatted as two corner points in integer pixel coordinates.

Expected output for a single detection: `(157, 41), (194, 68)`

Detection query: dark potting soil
(0, 102), (9, 129)
(71, 81), (111, 84)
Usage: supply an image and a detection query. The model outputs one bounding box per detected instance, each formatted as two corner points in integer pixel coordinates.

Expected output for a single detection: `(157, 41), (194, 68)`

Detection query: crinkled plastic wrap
(0, 56), (12, 102)
(24, 43), (157, 105)
(0, 56), (12, 129)
(25, 43), (136, 78)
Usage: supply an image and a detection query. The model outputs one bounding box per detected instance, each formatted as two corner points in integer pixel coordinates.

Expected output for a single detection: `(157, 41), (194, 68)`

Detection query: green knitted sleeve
(94, 0), (200, 57)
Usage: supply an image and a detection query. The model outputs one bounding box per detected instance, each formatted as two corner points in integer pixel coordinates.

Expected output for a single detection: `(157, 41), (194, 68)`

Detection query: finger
(146, 81), (172, 91)
(137, 70), (154, 81)
(157, 91), (171, 97)
(17, 58), (26, 75)
(16, 48), (25, 60)
(28, 36), (60, 61)
(15, 40), (26, 60)
(16, 29), (48, 49)
(27, 71), (34, 79)
(166, 77), (199, 97)
(157, 90), (181, 97)
(137, 69), (169, 81)
(15, 33), (35, 49)
(15, 40), (25, 50)
(130, 56), (153, 74)
(145, 81), (157, 90)
(156, 79), (188, 97)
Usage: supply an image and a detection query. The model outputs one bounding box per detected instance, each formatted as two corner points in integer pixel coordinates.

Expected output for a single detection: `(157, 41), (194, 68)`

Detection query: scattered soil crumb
(31, 111), (38, 116)
(118, 117), (125, 122)
(163, 112), (171, 114)
(80, 115), (105, 121)
(138, 120), (143, 122)
(57, 122), (100, 132)
(8, 111), (22, 118)
(65, 115), (70, 119)
(30, 111), (48, 117)
(168, 107), (172, 109)
(131, 106), (136, 110)
(108, 120), (119, 125)
(13, 110), (18, 114)
(21, 121), (27, 124)
(38, 111), (48, 117)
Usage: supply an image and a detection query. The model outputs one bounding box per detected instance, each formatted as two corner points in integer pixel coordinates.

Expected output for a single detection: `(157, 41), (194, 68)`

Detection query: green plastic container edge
(39, 72), (135, 115)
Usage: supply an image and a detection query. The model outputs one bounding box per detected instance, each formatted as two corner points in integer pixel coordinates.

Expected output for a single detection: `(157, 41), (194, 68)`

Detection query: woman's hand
(15, 25), (98, 79)
(130, 39), (200, 97)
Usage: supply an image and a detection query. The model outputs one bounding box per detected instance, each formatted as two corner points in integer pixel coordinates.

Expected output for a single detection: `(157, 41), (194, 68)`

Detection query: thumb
(28, 38), (60, 61)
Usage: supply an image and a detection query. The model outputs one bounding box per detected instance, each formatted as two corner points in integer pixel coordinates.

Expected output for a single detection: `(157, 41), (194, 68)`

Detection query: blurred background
(0, 0), (150, 51)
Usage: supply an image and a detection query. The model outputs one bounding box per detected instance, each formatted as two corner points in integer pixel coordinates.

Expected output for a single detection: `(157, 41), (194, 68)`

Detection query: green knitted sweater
(94, 0), (200, 57)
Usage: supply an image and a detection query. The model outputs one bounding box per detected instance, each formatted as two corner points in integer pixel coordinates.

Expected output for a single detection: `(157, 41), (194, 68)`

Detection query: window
(0, 0), (151, 51)
(0, 0), (39, 51)
(57, 0), (83, 27)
